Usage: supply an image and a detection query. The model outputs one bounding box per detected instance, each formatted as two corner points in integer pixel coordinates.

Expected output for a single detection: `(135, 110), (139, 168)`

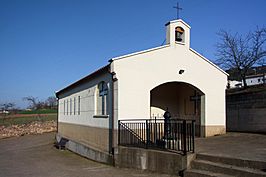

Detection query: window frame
(94, 81), (109, 118)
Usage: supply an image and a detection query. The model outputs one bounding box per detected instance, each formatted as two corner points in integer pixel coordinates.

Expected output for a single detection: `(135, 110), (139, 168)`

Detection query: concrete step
(185, 169), (234, 177)
(191, 159), (266, 177)
(197, 153), (266, 170)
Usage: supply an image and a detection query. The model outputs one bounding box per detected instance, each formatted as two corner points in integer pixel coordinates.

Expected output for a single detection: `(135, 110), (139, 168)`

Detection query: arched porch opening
(150, 82), (205, 137)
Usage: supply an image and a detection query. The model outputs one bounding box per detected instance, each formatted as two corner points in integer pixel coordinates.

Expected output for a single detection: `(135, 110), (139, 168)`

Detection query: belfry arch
(150, 82), (205, 137)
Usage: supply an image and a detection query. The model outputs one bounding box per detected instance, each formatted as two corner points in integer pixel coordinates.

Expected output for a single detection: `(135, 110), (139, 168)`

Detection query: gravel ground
(0, 120), (56, 139)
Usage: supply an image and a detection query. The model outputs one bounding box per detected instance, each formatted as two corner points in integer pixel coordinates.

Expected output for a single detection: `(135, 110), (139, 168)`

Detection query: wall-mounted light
(179, 69), (185, 74)
(111, 72), (118, 81)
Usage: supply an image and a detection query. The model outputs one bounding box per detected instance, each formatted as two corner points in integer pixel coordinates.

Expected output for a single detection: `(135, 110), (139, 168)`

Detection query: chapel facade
(56, 19), (228, 164)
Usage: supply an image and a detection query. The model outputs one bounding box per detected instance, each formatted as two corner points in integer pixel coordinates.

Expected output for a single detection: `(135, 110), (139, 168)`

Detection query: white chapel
(56, 19), (228, 164)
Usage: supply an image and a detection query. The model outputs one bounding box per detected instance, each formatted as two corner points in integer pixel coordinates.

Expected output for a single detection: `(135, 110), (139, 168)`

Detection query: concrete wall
(56, 133), (113, 165)
(115, 146), (195, 175)
(227, 85), (266, 133)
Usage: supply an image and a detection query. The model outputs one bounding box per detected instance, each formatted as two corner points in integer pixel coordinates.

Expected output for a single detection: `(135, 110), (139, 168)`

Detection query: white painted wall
(111, 20), (227, 128)
(166, 19), (190, 49)
(57, 19), (227, 133)
(57, 72), (113, 129)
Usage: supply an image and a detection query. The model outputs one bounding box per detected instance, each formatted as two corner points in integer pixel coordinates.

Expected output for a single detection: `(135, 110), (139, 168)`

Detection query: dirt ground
(0, 133), (175, 177)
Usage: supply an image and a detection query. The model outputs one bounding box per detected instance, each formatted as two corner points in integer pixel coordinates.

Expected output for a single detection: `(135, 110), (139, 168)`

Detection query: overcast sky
(0, 0), (265, 108)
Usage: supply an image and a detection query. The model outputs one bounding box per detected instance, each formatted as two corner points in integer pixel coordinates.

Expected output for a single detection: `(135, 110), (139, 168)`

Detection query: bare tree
(45, 96), (57, 109)
(215, 27), (266, 87)
(23, 96), (57, 110)
(0, 102), (15, 123)
(23, 96), (39, 109)
(0, 102), (15, 111)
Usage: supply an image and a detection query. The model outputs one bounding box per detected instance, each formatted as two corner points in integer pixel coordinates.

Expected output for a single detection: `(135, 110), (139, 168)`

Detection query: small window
(64, 100), (65, 115)
(96, 81), (108, 115)
(74, 97), (76, 115)
(258, 79), (261, 82)
(67, 99), (68, 115)
(78, 96), (81, 115)
(70, 98), (72, 115)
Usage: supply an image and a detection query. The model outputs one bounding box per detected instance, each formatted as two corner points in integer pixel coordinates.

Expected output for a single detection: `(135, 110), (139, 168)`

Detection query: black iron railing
(118, 118), (195, 155)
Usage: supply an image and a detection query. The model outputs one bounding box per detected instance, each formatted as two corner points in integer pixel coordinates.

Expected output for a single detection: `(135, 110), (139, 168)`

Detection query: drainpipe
(55, 92), (59, 134)
(109, 63), (118, 158)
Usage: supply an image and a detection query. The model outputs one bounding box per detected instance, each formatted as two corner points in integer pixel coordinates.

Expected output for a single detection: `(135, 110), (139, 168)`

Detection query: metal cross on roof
(173, 2), (182, 19)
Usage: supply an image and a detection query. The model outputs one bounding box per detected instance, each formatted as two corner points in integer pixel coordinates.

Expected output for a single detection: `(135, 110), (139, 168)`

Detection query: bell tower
(165, 19), (191, 48)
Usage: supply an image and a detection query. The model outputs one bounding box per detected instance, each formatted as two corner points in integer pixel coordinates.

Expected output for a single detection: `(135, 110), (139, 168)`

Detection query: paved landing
(195, 132), (266, 163)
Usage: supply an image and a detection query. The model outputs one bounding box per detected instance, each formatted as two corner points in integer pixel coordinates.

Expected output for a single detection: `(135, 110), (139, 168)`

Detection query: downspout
(108, 62), (117, 160)
(55, 92), (59, 133)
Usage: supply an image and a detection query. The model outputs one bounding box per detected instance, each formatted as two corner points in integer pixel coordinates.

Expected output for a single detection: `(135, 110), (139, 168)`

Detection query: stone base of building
(58, 122), (111, 152)
(200, 125), (226, 137)
(56, 133), (114, 165)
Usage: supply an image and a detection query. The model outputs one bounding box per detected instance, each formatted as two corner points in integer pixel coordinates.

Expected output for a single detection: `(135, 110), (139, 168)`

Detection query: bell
(175, 27), (184, 42)
(176, 32), (183, 42)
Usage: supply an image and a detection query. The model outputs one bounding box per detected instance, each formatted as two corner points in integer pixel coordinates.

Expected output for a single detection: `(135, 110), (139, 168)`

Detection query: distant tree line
(0, 103), (16, 112)
(0, 96), (57, 113)
(23, 96), (57, 110)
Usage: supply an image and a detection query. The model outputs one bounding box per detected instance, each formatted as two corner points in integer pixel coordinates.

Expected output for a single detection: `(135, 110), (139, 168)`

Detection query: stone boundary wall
(226, 84), (266, 133)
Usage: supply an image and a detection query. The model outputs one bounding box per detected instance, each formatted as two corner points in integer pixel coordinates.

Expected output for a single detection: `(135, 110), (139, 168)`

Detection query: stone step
(191, 159), (266, 177)
(185, 169), (234, 177)
(197, 153), (266, 170)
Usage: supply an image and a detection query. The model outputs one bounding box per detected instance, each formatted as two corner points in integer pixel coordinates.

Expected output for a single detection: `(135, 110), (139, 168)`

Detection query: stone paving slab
(0, 132), (177, 177)
(195, 132), (266, 162)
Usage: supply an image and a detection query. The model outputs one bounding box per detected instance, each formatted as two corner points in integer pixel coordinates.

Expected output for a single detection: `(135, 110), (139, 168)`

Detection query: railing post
(192, 120), (195, 153)
(154, 116), (157, 144)
(146, 119), (149, 148)
(183, 120), (187, 155)
(118, 120), (121, 145)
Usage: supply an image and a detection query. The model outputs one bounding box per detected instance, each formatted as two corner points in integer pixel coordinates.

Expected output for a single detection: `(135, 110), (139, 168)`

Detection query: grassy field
(19, 109), (57, 114)
(0, 114), (57, 127)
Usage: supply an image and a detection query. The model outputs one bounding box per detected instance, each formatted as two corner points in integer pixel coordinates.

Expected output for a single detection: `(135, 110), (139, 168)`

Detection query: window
(96, 81), (108, 115)
(74, 97), (76, 115)
(67, 99), (68, 115)
(70, 98), (72, 115)
(64, 100), (65, 115)
(78, 96), (81, 115)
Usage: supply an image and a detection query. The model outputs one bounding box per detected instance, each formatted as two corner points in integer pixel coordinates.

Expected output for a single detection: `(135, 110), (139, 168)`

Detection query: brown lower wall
(58, 122), (110, 153)
(202, 125), (226, 137)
